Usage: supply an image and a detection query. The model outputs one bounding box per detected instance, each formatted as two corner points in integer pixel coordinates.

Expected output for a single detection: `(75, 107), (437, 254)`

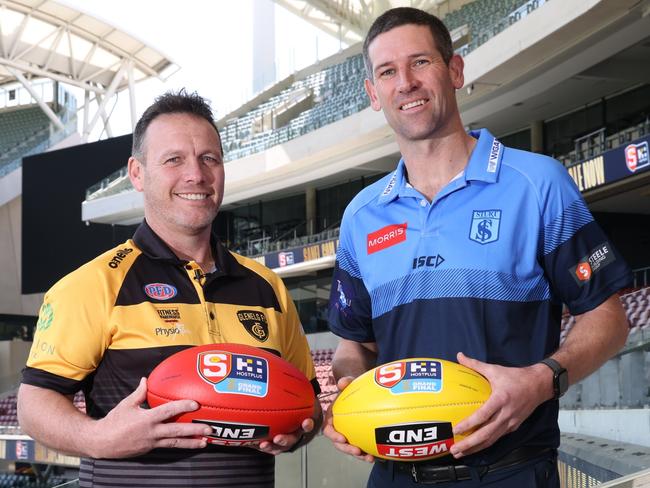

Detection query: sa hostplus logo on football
(198, 351), (269, 398)
(374, 360), (442, 394)
(469, 209), (501, 245)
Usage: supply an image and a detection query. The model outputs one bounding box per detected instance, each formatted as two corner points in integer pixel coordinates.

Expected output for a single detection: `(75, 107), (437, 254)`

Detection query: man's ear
(448, 54), (465, 90)
(128, 156), (144, 192)
(364, 78), (382, 112)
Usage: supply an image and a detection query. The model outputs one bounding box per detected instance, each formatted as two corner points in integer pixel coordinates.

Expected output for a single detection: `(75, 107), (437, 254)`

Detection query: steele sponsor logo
(375, 422), (454, 459)
(107, 247), (133, 269)
(367, 223), (407, 254)
(194, 420), (269, 447)
(570, 242), (616, 286)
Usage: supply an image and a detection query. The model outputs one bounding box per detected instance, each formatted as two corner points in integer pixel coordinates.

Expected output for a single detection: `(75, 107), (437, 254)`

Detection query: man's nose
(184, 158), (207, 182)
(397, 68), (419, 93)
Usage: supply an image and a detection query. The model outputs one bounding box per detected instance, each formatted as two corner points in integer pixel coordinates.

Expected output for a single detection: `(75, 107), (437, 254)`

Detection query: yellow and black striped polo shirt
(23, 220), (319, 488)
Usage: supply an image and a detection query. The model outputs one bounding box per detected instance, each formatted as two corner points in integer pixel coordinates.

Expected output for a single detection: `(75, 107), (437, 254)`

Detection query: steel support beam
(6, 66), (64, 131)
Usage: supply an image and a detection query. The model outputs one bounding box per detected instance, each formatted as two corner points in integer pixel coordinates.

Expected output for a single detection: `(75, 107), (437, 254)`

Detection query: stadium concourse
(2, 0), (650, 486)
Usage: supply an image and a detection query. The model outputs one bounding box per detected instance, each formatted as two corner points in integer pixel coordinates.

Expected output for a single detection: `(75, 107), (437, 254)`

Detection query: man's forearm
(18, 384), (99, 458)
(552, 293), (629, 385)
(331, 339), (377, 381)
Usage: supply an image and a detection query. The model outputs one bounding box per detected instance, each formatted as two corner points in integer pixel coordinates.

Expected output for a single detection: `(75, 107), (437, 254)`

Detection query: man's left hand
(257, 399), (323, 455)
(449, 352), (553, 458)
(257, 417), (316, 455)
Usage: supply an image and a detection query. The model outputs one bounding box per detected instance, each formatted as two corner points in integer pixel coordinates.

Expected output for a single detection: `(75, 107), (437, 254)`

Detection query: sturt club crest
(236, 310), (269, 342)
(469, 210), (501, 245)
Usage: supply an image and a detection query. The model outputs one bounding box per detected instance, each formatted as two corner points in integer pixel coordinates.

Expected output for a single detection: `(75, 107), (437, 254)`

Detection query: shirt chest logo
(469, 210), (501, 245)
(236, 310), (269, 342)
(144, 283), (177, 300)
(367, 223), (407, 254)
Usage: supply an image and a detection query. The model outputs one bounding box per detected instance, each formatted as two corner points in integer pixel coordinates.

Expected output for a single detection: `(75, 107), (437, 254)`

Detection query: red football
(147, 343), (315, 446)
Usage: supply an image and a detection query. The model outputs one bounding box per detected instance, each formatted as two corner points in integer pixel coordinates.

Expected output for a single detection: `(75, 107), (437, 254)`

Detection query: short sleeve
(22, 266), (112, 394)
(328, 211), (374, 342)
(538, 162), (632, 315)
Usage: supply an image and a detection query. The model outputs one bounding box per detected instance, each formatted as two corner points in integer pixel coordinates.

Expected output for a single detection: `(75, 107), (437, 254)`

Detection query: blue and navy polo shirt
(328, 128), (631, 465)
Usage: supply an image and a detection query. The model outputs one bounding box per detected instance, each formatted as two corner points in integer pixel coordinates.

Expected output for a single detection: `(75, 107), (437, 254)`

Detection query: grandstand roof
(273, 0), (452, 46)
(0, 0), (177, 93)
(0, 0), (178, 92)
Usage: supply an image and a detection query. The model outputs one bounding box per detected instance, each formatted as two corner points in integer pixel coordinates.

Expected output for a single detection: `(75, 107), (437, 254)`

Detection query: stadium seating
(445, 0), (533, 55)
(560, 287), (650, 341)
(559, 119), (650, 167)
(0, 89), (78, 178)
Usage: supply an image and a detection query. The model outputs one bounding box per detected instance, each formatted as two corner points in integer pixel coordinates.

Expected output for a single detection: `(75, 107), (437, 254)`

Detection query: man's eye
(414, 59), (429, 67)
(380, 68), (395, 78)
(203, 155), (220, 165)
(165, 157), (180, 164)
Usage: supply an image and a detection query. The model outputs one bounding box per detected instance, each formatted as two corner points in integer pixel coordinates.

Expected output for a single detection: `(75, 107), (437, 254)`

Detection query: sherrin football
(332, 358), (491, 461)
(147, 343), (315, 446)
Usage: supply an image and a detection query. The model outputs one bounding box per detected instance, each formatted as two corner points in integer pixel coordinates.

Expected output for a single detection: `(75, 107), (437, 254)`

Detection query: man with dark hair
(18, 89), (322, 488)
(324, 7), (630, 487)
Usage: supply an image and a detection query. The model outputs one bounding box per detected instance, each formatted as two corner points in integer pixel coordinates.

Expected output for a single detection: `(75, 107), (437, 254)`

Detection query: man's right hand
(322, 376), (375, 463)
(91, 377), (212, 458)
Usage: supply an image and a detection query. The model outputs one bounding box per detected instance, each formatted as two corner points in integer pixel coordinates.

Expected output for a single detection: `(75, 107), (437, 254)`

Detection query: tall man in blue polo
(323, 7), (631, 487)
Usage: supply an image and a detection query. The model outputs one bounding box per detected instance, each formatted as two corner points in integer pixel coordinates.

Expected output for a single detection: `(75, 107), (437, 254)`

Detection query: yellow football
(332, 358), (491, 461)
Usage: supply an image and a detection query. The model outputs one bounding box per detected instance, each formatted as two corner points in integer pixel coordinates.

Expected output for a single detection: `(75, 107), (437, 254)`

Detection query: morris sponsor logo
(144, 283), (177, 300)
(367, 223), (407, 254)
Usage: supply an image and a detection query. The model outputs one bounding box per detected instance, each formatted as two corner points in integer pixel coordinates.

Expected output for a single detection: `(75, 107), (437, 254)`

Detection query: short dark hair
(363, 7), (453, 80)
(132, 89), (220, 161)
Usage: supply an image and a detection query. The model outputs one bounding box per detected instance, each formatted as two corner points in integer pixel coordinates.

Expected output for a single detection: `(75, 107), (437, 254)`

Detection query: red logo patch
(375, 362), (406, 388)
(575, 262), (592, 282)
(367, 223), (407, 254)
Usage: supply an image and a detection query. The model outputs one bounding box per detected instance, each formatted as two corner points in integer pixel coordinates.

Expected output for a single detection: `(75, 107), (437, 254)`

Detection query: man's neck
(147, 219), (215, 271)
(398, 129), (477, 202)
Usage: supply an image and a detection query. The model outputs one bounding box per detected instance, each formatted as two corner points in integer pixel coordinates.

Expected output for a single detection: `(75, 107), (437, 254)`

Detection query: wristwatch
(539, 358), (568, 399)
